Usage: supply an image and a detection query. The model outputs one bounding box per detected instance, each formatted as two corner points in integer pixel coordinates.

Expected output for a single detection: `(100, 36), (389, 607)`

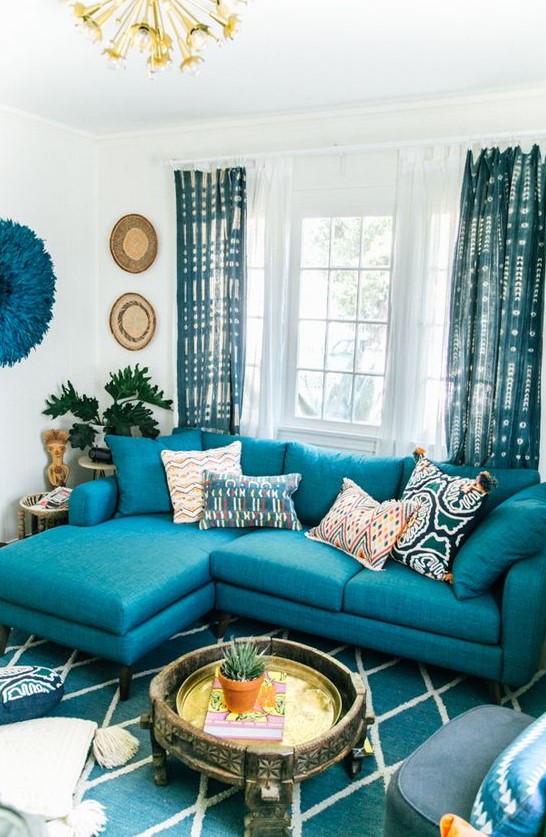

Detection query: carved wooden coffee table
(141, 637), (373, 836)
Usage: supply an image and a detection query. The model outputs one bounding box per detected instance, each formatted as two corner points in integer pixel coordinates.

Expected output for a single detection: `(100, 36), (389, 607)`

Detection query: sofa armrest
(68, 477), (118, 527)
(501, 548), (546, 685)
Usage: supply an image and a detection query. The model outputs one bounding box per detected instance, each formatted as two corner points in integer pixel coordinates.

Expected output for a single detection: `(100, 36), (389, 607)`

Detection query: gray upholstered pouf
(383, 705), (534, 837)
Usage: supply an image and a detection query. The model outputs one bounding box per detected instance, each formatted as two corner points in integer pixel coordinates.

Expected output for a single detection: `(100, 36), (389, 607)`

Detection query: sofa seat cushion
(210, 529), (362, 612)
(0, 517), (248, 635)
(283, 442), (405, 527)
(343, 561), (500, 644)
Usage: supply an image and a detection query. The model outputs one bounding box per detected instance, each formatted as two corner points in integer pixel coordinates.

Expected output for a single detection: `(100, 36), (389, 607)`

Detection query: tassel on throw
(93, 725), (139, 769)
(413, 446), (426, 462)
(476, 471), (497, 495)
(46, 801), (107, 837)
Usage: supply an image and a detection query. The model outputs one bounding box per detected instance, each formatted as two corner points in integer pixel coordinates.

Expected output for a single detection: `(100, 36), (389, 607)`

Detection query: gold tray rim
(175, 655), (342, 744)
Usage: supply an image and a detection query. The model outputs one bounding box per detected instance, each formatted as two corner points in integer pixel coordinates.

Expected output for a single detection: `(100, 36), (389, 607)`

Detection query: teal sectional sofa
(1, 430), (545, 700)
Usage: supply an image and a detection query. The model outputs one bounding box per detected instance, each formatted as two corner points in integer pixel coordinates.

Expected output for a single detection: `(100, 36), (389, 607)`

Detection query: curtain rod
(163, 128), (546, 168)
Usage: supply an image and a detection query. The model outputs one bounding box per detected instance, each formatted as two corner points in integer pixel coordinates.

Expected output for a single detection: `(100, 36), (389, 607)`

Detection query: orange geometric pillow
(440, 814), (486, 837)
(306, 478), (417, 570)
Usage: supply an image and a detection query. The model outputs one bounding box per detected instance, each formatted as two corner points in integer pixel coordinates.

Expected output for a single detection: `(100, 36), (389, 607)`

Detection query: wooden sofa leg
(487, 680), (504, 705)
(119, 665), (133, 701)
(216, 612), (231, 640)
(0, 625), (11, 656)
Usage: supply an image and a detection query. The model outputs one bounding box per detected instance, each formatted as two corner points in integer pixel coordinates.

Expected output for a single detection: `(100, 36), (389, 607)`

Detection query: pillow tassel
(46, 801), (107, 837)
(476, 471), (497, 494)
(93, 725), (139, 768)
(413, 446), (426, 462)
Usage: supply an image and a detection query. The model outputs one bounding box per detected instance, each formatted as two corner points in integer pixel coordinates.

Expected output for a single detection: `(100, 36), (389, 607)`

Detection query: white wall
(0, 109), (97, 541)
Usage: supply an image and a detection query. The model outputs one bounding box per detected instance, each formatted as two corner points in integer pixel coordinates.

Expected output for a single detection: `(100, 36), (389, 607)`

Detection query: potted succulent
(218, 639), (266, 713)
(43, 364), (173, 450)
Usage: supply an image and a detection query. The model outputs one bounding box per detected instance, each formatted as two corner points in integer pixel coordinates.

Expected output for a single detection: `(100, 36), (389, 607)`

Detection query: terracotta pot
(218, 670), (265, 714)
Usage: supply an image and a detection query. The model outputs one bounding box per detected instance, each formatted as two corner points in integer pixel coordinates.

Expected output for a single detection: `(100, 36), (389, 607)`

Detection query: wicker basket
(19, 493), (69, 521)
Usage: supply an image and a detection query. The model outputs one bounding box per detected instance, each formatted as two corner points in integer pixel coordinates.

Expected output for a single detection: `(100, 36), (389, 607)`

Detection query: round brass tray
(176, 655), (342, 747)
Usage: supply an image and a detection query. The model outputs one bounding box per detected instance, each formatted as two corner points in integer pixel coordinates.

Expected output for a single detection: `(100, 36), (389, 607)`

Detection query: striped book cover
(203, 670), (287, 741)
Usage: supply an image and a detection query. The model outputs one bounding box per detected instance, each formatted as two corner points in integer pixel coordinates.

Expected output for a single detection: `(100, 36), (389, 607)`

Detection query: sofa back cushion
(199, 431), (287, 476)
(283, 442), (405, 527)
(106, 429), (203, 516)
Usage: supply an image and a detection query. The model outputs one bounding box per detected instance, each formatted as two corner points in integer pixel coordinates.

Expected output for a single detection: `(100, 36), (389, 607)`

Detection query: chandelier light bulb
(68, 0), (249, 77)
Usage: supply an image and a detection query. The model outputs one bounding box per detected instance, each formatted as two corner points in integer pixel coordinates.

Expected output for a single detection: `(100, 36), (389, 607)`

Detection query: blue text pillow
(0, 666), (64, 724)
(199, 471), (302, 530)
(106, 429), (202, 516)
(471, 711), (546, 836)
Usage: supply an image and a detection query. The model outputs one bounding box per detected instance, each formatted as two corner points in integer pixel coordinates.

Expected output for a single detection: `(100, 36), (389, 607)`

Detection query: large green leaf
(69, 422), (98, 450)
(104, 365), (173, 410)
(103, 402), (160, 438)
(44, 382), (100, 423)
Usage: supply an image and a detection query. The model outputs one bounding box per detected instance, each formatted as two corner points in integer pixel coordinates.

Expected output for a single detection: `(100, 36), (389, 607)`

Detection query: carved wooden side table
(141, 637), (373, 836)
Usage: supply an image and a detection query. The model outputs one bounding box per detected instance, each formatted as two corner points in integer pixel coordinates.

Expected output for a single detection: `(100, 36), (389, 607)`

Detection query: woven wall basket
(109, 292), (156, 351)
(109, 214), (158, 273)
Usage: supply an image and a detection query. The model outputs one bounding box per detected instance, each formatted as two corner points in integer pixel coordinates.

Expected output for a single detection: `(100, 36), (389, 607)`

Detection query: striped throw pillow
(200, 471), (302, 530)
(161, 442), (242, 524)
(306, 478), (417, 571)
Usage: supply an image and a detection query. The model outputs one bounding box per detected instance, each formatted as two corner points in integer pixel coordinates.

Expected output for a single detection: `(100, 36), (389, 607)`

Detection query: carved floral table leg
(141, 713), (168, 786)
(244, 748), (294, 837)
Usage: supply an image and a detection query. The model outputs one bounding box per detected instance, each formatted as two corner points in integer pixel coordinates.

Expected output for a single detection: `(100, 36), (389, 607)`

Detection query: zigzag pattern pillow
(306, 478), (417, 570)
(200, 471), (302, 530)
(161, 442), (242, 523)
(390, 452), (495, 581)
(471, 711), (546, 836)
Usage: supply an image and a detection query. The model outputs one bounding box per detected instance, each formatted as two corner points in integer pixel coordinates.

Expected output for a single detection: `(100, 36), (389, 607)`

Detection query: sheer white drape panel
(378, 144), (466, 460)
(241, 159), (293, 438)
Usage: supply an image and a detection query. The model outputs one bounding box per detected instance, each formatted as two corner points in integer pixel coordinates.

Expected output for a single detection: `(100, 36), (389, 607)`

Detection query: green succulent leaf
(220, 640), (266, 682)
(43, 381), (100, 423)
(103, 402), (159, 438)
(69, 422), (98, 450)
(104, 364), (173, 410)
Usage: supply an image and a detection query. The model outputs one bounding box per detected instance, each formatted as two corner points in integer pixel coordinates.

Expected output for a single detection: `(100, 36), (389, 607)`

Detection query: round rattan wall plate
(109, 292), (156, 351)
(109, 214), (158, 273)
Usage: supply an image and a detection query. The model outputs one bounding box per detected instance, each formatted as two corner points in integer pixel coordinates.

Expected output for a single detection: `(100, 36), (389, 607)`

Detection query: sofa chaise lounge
(1, 430), (545, 700)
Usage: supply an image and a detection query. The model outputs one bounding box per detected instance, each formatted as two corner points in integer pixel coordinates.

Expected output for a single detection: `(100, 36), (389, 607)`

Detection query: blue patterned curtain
(175, 167), (247, 434)
(446, 146), (545, 468)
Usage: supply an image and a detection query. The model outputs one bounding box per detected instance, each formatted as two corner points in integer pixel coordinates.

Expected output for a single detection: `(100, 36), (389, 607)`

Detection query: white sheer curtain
(241, 158), (293, 438)
(378, 144), (466, 460)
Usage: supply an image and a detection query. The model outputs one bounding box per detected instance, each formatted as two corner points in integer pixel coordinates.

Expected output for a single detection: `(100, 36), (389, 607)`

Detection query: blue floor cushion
(0, 666), (64, 724)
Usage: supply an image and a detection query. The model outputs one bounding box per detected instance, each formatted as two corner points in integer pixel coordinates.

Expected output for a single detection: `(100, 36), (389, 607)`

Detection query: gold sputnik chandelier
(70, 0), (248, 77)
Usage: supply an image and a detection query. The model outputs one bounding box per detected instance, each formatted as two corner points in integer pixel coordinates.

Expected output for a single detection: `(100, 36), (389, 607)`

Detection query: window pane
(356, 324), (387, 374)
(247, 268), (264, 317)
(296, 371), (323, 418)
(331, 217), (361, 267)
(301, 218), (331, 268)
(298, 320), (326, 369)
(300, 270), (328, 319)
(359, 271), (390, 321)
(361, 217), (392, 267)
(326, 322), (356, 371)
(324, 373), (352, 421)
(353, 376), (384, 425)
(329, 271), (358, 320)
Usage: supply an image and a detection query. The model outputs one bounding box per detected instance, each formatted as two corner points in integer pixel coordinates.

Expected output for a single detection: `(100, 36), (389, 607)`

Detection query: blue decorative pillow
(390, 450), (496, 581)
(106, 429), (202, 516)
(471, 711), (546, 836)
(199, 471), (302, 530)
(0, 666), (64, 724)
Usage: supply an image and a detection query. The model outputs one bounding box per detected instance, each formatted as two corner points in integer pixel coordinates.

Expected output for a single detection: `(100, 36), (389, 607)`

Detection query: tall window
(286, 215), (393, 435)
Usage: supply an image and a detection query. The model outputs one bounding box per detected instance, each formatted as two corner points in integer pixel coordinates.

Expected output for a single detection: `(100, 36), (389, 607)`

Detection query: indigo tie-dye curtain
(446, 145), (545, 468)
(175, 167), (247, 434)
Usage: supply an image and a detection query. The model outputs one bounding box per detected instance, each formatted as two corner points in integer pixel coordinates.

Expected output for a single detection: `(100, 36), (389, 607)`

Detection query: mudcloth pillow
(390, 450), (496, 581)
(0, 666), (64, 724)
(306, 478), (417, 571)
(199, 471), (302, 530)
(161, 441), (242, 524)
(471, 711), (546, 837)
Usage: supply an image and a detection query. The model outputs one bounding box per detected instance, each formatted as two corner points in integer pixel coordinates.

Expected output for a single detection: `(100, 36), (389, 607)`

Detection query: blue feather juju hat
(0, 219), (56, 367)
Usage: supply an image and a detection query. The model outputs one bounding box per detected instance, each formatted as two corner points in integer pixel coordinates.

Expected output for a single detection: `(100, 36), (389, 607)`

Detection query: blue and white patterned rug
(2, 616), (546, 836)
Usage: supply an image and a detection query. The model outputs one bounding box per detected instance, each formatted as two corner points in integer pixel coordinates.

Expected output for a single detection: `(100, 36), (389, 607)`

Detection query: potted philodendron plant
(43, 364), (173, 450)
(218, 639), (266, 714)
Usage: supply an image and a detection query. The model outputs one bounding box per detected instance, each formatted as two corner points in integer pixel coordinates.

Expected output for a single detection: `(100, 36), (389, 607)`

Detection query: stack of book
(31, 487), (72, 511)
(204, 670), (287, 741)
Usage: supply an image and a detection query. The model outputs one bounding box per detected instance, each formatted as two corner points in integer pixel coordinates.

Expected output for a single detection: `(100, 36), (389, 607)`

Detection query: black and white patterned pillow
(0, 666), (64, 724)
(390, 451), (496, 581)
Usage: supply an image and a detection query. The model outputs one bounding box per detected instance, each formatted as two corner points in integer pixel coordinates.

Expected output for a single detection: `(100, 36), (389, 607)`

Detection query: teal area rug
(2, 616), (546, 836)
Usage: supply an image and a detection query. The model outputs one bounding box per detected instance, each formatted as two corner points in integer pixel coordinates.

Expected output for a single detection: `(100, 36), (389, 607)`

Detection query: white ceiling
(1, 0), (546, 136)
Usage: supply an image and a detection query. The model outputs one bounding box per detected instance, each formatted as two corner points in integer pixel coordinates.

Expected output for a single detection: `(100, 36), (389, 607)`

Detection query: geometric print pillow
(199, 471), (302, 530)
(471, 711), (546, 837)
(0, 666), (64, 725)
(306, 478), (418, 571)
(390, 450), (496, 581)
(161, 441), (242, 524)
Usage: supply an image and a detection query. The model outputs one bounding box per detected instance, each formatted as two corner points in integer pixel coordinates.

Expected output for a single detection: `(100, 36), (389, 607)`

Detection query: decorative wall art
(109, 214), (158, 274)
(109, 292), (156, 351)
(0, 219), (56, 367)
